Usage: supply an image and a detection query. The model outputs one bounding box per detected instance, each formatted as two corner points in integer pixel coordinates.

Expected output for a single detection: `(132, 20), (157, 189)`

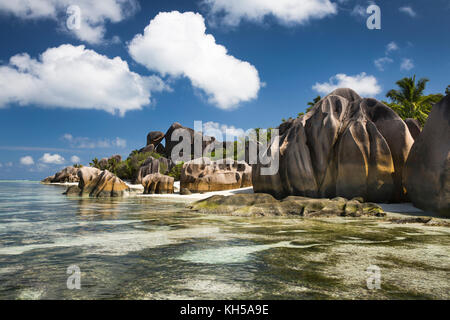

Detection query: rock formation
(181, 158), (252, 193)
(190, 193), (385, 217)
(142, 173), (174, 194)
(405, 118), (421, 140)
(404, 95), (450, 216)
(253, 88), (414, 203)
(42, 166), (80, 183)
(135, 156), (174, 184)
(64, 167), (130, 197)
(98, 155), (122, 170)
(147, 131), (165, 147)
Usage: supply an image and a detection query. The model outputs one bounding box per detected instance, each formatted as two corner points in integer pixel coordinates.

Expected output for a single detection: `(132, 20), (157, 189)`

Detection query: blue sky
(0, 0), (449, 180)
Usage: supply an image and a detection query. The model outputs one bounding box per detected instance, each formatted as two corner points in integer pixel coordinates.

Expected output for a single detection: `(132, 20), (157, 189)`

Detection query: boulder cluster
(64, 167), (130, 198)
(253, 88), (415, 203)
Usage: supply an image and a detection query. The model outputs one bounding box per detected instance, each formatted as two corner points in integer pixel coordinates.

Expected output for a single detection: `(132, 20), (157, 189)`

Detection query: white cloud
(62, 134), (127, 149)
(203, 0), (337, 26)
(0, 0), (140, 44)
(70, 155), (81, 164)
(128, 11), (261, 110)
(40, 153), (65, 165)
(313, 72), (381, 96)
(0, 44), (167, 116)
(203, 121), (246, 141)
(399, 6), (416, 17)
(374, 57), (393, 71)
(400, 58), (414, 71)
(351, 5), (366, 17)
(20, 156), (35, 166)
(386, 41), (399, 54)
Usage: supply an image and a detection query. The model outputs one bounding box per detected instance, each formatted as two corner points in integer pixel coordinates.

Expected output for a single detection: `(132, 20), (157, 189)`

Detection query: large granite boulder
(405, 118), (421, 140)
(190, 193), (385, 217)
(135, 156), (174, 184)
(42, 166), (80, 183)
(98, 155), (122, 170)
(181, 157), (252, 193)
(253, 88), (414, 203)
(164, 122), (217, 160)
(142, 173), (174, 194)
(147, 131), (165, 147)
(64, 167), (130, 198)
(404, 95), (450, 216)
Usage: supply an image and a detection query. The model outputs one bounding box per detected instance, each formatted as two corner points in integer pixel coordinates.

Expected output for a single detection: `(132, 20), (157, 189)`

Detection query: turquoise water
(0, 181), (449, 300)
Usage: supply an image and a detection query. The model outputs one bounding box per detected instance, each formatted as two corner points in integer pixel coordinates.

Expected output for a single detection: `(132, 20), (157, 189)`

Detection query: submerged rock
(64, 167), (129, 198)
(42, 166), (80, 183)
(181, 157), (252, 193)
(142, 173), (174, 194)
(404, 95), (450, 216)
(190, 193), (385, 217)
(253, 88), (414, 203)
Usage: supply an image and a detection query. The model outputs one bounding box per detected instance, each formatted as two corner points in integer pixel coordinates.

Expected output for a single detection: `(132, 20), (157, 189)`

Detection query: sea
(0, 181), (448, 300)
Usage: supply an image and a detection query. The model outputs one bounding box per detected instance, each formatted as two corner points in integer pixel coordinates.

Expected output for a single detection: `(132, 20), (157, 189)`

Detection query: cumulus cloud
(128, 11), (261, 110)
(203, 121), (246, 141)
(313, 72), (381, 96)
(70, 155), (81, 164)
(20, 156), (34, 166)
(62, 134), (127, 149)
(400, 58), (414, 71)
(202, 0), (337, 26)
(374, 57), (393, 71)
(40, 153), (65, 165)
(399, 6), (416, 17)
(0, 0), (140, 44)
(386, 41), (399, 54)
(0, 44), (166, 116)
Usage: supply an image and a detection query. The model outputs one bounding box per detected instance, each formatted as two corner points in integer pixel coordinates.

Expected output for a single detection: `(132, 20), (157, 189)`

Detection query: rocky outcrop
(142, 173), (174, 194)
(42, 166), (80, 183)
(147, 131), (165, 147)
(135, 156), (174, 184)
(181, 158), (252, 193)
(64, 167), (130, 197)
(98, 155), (122, 170)
(190, 193), (385, 217)
(405, 118), (421, 140)
(164, 122), (217, 159)
(404, 95), (450, 216)
(253, 88), (414, 203)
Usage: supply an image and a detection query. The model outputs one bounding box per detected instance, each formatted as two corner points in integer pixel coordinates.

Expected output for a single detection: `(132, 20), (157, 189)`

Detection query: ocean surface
(0, 181), (448, 300)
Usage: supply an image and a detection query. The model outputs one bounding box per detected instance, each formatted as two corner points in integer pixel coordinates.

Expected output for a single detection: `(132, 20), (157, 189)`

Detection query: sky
(0, 0), (449, 180)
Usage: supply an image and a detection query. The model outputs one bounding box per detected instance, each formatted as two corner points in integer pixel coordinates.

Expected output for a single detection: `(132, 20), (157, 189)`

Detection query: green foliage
(385, 75), (443, 126)
(168, 162), (184, 181)
(91, 151), (164, 181)
(73, 164), (83, 169)
(446, 85), (450, 96)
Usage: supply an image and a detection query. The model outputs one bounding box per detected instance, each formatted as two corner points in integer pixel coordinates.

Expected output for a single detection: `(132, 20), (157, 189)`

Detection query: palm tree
(385, 75), (443, 125)
(446, 85), (450, 95)
(307, 95), (322, 107)
(89, 158), (100, 168)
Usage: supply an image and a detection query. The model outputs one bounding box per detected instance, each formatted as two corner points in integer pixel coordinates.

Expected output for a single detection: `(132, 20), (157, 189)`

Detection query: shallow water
(0, 181), (448, 300)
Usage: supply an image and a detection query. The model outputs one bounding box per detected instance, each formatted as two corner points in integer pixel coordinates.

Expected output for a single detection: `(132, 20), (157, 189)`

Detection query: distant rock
(164, 122), (216, 159)
(98, 155), (122, 170)
(404, 95), (450, 216)
(181, 158), (252, 193)
(180, 188), (192, 195)
(146, 131), (165, 147)
(190, 193), (385, 217)
(142, 173), (174, 194)
(42, 166), (80, 183)
(253, 88), (414, 203)
(64, 167), (129, 198)
(405, 118), (421, 140)
(139, 144), (155, 154)
(135, 156), (174, 184)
